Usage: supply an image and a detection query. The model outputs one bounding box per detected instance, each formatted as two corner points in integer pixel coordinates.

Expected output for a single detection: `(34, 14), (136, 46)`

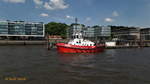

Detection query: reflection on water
(57, 49), (150, 84)
(58, 49), (117, 65)
(59, 53), (96, 66)
(0, 46), (150, 84)
(57, 51), (129, 84)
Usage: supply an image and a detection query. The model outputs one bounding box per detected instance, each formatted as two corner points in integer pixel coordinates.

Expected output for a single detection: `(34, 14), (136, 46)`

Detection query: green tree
(45, 22), (68, 38)
(70, 23), (85, 27)
(92, 25), (100, 28)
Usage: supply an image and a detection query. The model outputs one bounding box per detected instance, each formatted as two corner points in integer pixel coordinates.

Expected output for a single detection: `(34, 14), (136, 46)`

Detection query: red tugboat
(56, 18), (105, 53)
(56, 32), (105, 53)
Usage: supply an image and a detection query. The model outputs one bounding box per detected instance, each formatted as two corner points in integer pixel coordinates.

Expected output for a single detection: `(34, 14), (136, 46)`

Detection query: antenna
(75, 18), (78, 24)
(75, 18), (78, 33)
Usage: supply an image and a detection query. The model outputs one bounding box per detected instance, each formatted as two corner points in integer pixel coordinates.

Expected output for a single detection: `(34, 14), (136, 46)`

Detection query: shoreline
(0, 40), (150, 49)
(0, 40), (46, 45)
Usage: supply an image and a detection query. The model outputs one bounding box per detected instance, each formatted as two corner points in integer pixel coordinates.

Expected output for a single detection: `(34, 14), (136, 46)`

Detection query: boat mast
(75, 18), (83, 39)
(75, 18), (78, 33)
(74, 18), (77, 39)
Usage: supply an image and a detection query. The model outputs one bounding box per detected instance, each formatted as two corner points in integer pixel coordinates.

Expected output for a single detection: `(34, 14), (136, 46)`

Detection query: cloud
(85, 17), (91, 22)
(44, 0), (69, 10)
(33, 0), (43, 5)
(104, 11), (118, 23)
(2, 0), (69, 11)
(84, 17), (92, 25)
(65, 15), (74, 19)
(3, 0), (26, 3)
(40, 13), (49, 17)
(112, 11), (119, 17)
(104, 18), (114, 22)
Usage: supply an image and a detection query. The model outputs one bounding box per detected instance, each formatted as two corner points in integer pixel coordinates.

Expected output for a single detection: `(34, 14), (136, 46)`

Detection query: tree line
(45, 22), (85, 38)
(45, 22), (68, 38)
(45, 22), (138, 39)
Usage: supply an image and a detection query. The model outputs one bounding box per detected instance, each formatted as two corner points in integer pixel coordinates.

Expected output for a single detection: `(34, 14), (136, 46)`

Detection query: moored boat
(56, 32), (105, 53)
(56, 18), (104, 53)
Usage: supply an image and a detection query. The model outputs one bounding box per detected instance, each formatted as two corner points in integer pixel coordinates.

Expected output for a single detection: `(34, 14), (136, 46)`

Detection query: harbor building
(82, 26), (111, 40)
(0, 21), (8, 35)
(67, 24), (111, 40)
(83, 26), (95, 40)
(111, 26), (140, 41)
(67, 24), (84, 39)
(95, 26), (111, 40)
(0, 20), (45, 40)
(140, 28), (150, 40)
(111, 26), (141, 46)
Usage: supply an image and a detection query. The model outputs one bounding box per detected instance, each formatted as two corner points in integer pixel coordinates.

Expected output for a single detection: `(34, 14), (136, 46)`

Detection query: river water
(0, 45), (150, 84)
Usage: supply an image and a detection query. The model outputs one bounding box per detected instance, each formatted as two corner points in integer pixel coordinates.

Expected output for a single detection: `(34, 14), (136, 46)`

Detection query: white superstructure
(68, 32), (95, 46)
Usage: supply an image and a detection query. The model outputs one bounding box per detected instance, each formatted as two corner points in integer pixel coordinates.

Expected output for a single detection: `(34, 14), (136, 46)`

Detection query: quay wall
(1, 39), (150, 49)
(0, 40), (46, 45)
(48, 39), (150, 49)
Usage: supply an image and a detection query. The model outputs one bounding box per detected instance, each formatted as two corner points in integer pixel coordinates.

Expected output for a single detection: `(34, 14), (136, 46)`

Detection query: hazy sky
(0, 0), (150, 27)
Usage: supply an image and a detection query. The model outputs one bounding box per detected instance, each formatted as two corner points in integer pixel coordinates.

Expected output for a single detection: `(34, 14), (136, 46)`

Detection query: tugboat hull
(56, 43), (104, 53)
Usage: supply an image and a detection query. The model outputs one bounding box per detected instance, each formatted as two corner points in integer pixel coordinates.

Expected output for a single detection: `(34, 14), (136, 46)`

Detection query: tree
(92, 25), (100, 28)
(45, 22), (68, 38)
(70, 23), (85, 27)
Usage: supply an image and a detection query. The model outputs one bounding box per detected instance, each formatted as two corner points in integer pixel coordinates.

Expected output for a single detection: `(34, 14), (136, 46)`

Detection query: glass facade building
(140, 28), (150, 40)
(67, 24), (111, 40)
(0, 21), (44, 37)
(100, 26), (111, 36)
(0, 21), (8, 35)
(83, 27), (95, 38)
(68, 24), (84, 38)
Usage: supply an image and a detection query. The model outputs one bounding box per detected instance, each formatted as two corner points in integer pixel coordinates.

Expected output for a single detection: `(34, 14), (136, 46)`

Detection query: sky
(0, 0), (150, 27)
